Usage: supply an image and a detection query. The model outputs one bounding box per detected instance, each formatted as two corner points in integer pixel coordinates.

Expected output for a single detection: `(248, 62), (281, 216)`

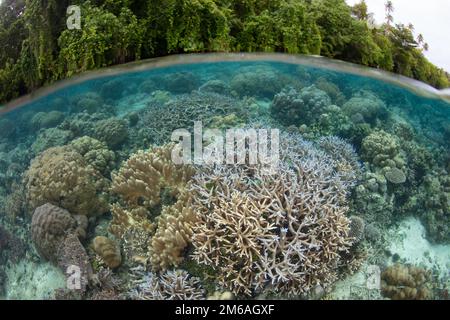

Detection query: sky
(346, 0), (450, 72)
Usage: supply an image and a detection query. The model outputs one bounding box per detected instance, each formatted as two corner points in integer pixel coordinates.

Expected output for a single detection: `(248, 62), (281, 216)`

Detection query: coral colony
(0, 60), (449, 300)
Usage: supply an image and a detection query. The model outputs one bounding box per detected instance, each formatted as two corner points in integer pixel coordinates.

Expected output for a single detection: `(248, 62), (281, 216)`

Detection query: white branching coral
(129, 268), (205, 300)
(190, 133), (356, 297)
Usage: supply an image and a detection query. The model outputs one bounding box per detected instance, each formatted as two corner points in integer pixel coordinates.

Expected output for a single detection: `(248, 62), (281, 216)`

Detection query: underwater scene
(0, 54), (449, 300)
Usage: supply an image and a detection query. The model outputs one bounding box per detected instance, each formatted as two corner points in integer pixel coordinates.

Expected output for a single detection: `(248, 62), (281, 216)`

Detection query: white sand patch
(386, 216), (450, 280)
(5, 259), (66, 300)
(329, 216), (450, 299)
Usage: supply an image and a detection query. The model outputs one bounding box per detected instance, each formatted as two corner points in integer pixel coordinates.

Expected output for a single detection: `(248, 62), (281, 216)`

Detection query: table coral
(132, 91), (247, 146)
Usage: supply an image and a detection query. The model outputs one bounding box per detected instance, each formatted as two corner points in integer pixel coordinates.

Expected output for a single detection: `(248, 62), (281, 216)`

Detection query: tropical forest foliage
(0, 0), (449, 103)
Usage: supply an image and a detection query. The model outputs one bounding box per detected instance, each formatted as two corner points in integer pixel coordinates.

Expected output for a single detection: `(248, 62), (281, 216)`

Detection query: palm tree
(417, 33), (424, 45)
(384, 0), (394, 26)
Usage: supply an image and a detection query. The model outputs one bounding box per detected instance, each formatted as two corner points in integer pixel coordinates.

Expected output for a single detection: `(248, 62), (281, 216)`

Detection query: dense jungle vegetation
(0, 0), (449, 103)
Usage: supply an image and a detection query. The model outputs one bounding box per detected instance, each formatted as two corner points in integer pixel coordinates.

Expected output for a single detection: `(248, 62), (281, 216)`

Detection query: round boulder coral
(271, 85), (332, 126)
(25, 146), (109, 216)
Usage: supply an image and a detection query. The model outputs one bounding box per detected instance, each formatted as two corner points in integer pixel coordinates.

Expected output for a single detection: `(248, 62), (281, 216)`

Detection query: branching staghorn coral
(190, 133), (356, 297)
(317, 136), (363, 185)
(129, 267), (205, 300)
(132, 91), (248, 146)
(110, 144), (196, 270)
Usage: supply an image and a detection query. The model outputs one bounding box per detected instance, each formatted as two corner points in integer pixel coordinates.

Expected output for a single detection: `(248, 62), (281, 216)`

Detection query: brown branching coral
(150, 192), (199, 271)
(381, 264), (433, 300)
(92, 236), (122, 269)
(110, 144), (194, 216)
(24, 146), (109, 216)
(110, 144), (196, 270)
(190, 133), (355, 297)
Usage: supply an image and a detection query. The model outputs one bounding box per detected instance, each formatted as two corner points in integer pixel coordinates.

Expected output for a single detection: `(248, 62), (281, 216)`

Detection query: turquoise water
(0, 55), (449, 300)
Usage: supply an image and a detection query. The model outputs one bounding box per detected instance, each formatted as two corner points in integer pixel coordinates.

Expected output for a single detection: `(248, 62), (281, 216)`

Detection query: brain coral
(381, 264), (433, 300)
(270, 85), (332, 126)
(31, 204), (85, 262)
(25, 146), (110, 216)
(31, 204), (92, 292)
(190, 132), (355, 296)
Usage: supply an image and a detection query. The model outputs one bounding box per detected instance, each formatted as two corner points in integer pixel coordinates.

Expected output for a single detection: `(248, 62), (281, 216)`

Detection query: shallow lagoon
(0, 54), (449, 300)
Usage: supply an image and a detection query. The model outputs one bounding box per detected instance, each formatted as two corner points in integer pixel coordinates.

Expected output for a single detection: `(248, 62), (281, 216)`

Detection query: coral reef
(317, 136), (363, 184)
(361, 130), (405, 171)
(31, 204), (87, 262)
(401, 171), (450, 242)
(73, 92), (107, 114)
(348, 216), (365, 244)
(129, 268), (205, 300)
(314, 77), (346, 106)
(0, 224), (26, 264)
(381, 264), (433, 300)
(0, 118), (15, 139)
(24, 146), (110, 216)
(270, 85), (332, 126)
(384, 167), (406, 184)
(351, 171), (394, 225)
(190, 133), (356, 296)
(92, 236), (122, 269)
(162, 72), (200, 94)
